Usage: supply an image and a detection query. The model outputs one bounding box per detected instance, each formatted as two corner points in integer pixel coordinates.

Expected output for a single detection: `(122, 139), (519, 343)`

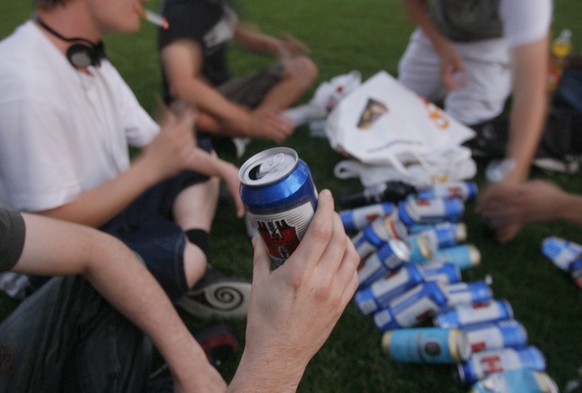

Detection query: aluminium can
(434, 299), (514, 329)
(441, 281), (493, 308)
(431, 244), (481, 270)
(416, 180), (478, 202)
(382, 327), (471, 364)
(355, 263), (425, 315)
(373, 281), (448, 332)
(420, 262), (462, 285)
(339, 202), (395, 233)
(352, 216), (408, 260)
(239, 147), (317, 268)
(357, 238), (410, 288)
(397, 197), (464, 227)
(456, 346), (546, 386)
(469, 369), (559, 393)
(541, 236), (582, 271)
(464, 319), (528, 353)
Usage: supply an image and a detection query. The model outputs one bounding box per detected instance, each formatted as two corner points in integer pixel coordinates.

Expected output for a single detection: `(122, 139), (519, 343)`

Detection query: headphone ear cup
(66, 44), (96, 69)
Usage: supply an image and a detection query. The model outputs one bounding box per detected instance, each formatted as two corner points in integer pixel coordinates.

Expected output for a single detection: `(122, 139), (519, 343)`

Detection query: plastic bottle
(547, 29), (572, 92)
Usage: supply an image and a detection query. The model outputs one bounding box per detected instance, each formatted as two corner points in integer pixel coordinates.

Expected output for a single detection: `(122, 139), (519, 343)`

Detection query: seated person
(157, 0), (322, 157)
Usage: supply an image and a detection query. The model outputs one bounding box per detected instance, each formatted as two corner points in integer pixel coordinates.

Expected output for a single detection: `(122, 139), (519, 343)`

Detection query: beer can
(420, 262), (462, 285)
(373, 281), (448, 332)
(456, 346), (547, 386)
(416, 181), (479, 202)
(339, 202), (394, 233)
(442, 281), (493, 308)
(352, 216), (408, 260)
(470, 369), (559, 393)
(382, 327), (471, 364)
(407, 231), (438, 264)
(397, 197), (464, 227)
(430, 244), (481, 270)
(434, 299), (513, 329)
(464, 319), (528, 353)
(239, 147), (317, 268)
(541, 236), (582, 271)
(355, 263), (425, 315)
(357, 239), (410, 288)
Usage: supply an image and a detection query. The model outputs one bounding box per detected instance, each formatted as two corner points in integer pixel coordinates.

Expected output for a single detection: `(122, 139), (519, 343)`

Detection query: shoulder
(500, 0), (551, 47)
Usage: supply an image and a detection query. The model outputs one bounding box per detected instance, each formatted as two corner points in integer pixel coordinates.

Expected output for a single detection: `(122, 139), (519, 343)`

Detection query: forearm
(557, 193), (582, 226)
(37, 158), (158, 228)
(403, 0), (449, 54)
(505, 38), (550, 183)
(228, 350), (306, 393)
(234, 25), (280, 55)
(85, 237), (207, 382)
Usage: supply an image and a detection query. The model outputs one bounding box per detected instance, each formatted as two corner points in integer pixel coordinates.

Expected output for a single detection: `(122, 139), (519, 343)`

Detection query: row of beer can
(344, 183), (558, 392)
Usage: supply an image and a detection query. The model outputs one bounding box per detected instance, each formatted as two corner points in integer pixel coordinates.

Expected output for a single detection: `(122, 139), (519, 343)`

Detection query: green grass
(2, 1), (582, 392)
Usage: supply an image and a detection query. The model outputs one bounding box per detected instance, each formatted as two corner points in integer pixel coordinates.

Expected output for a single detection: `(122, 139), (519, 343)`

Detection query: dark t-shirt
(431, 0), (503, 42)
(0, 207), (25, 272)
(158, 0), (235, 103)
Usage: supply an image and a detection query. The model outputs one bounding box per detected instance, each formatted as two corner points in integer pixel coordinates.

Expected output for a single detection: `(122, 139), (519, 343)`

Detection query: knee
(286, 56), (319, 90)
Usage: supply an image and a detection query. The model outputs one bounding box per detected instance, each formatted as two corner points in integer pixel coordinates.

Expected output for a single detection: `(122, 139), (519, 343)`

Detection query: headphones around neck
(35, 15), (106, 69)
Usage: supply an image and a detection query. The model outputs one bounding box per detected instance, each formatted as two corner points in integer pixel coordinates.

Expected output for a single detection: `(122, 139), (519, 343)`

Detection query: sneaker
(177, 266), (251, 319)
(149, 324), (240, 384)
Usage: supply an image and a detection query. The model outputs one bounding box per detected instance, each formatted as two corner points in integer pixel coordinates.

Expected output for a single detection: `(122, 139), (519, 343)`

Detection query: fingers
(288, 189), (334, 270)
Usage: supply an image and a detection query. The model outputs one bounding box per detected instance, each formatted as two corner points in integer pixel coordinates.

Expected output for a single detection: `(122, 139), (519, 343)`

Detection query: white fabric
(325, 71), (477, 188)
(0, 22), (159, 212)
(398, 0), (552, 125)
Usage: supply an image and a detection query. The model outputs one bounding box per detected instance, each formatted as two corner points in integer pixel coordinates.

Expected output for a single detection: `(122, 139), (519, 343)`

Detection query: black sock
(184, 229), (210, 259)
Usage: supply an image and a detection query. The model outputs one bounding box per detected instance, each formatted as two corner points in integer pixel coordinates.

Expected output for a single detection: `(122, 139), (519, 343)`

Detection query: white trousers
(398, 29), (512, 125)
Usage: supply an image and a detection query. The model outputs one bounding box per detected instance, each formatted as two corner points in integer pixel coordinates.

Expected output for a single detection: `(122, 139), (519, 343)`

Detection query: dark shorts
(0, 207), (25, 272)
(217, 63), (284, 109)
(100, 139), (212, 302)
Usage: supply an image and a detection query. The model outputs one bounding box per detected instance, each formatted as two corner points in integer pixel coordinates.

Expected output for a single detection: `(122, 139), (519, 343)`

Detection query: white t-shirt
(501, 0), (552, 48)
(0, 21), (159, 211)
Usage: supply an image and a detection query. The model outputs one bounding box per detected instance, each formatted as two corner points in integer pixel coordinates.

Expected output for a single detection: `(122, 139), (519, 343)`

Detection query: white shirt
(501, 0), (552, 48)
(0, 21), (159, 211)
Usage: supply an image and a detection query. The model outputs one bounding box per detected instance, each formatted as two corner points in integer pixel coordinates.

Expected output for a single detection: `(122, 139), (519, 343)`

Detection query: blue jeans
(0, 276), (152, 393)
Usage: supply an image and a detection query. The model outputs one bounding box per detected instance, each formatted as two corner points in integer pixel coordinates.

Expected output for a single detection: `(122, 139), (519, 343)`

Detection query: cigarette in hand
(141, 9), (169, 30)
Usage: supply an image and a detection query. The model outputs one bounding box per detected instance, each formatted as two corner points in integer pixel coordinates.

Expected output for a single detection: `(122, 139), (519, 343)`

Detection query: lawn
(1, 1), (582, 392)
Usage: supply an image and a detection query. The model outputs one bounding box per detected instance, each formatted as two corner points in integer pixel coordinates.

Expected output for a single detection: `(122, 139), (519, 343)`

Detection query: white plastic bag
(325, 71), (477, 187)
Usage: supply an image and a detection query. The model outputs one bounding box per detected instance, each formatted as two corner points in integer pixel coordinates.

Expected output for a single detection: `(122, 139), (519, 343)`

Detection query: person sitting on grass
(0, 189), (359, 392)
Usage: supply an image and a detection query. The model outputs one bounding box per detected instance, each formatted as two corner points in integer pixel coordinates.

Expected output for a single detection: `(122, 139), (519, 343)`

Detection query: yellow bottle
(548, 29), (572, 92)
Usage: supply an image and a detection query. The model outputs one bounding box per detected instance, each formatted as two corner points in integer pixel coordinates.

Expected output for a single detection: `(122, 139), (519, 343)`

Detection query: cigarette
(141, 9), (169, 30)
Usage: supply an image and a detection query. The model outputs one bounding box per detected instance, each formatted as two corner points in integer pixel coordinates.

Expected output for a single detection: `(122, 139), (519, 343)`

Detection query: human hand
(437, 41), (466, 91)
(276, 34), (310, 59)
(249, 109), (294, 143)
(233, 190), (358, 391)
(140, 105), (197, 182)
(478, 180), (567, 243)
(220, 160), (245, 218)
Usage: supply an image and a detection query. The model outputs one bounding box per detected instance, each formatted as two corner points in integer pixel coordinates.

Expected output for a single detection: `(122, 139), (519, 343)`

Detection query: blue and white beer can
(457, 346), (547, 386)
(355, 263), (425, 315)
(357, 239), (410, 288)
(442, 281), (493, 308)
(381, 327), (472, 364)
(373, 281), (448, 332)
(434, 299), (514, 329)
(420, 262), (462, 285)
(339, 202), (395, 233)
(541, 236), (582, 271)
(239, 147), (317, 268)
(416, 181), (478, 202)
(431, 244), (481, 270)
(352, 216), (408, 260)
(464, 319), (528, 353)
(470, 369), (559, 393)
(397, 197), (464, 227)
